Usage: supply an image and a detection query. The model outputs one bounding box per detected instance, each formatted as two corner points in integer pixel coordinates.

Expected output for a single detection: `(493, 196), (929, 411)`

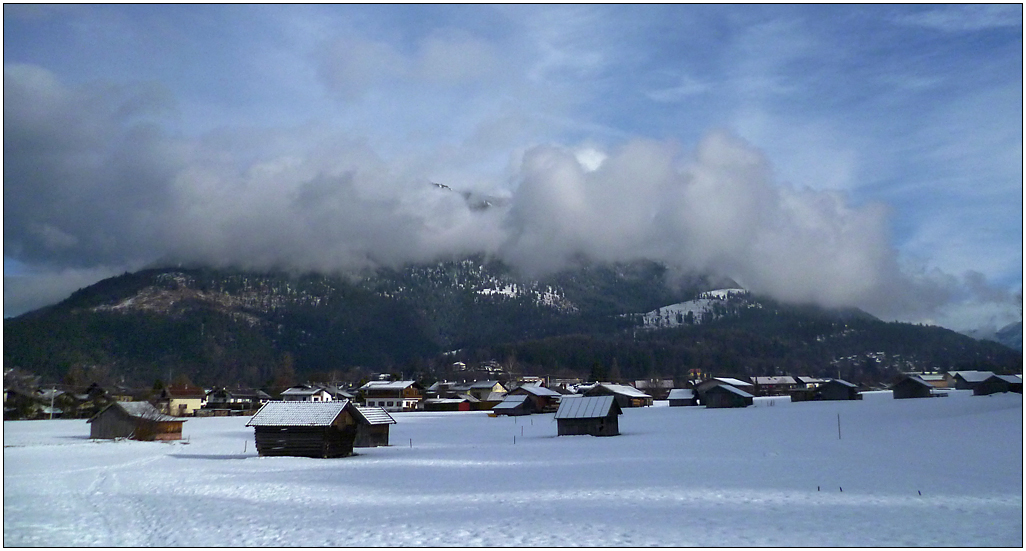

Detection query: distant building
(949, 371), (997, 392)
(554, 396), (622, 437)
(359, 380), (423, 411)
(157, 384), (207, 416)
(507, 384), (562, 413)
(817, 379), (862, 401)
(703, 384), (754, 408)
(88, 401), (185, 441)
(750, 376), (798, 396)
(973, 374), (1023, 396)
(666, 388), (697, 407)
(281, 384), (334, 403)
(890, 376), (934, 399)
(695, 378), (755, 404)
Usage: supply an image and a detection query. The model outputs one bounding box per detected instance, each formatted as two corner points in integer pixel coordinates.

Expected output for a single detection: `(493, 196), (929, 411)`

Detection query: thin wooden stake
(837, 413), (841, 440)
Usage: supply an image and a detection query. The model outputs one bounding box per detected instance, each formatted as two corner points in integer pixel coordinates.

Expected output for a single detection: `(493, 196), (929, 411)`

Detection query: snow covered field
(4, 391), (1022, 547)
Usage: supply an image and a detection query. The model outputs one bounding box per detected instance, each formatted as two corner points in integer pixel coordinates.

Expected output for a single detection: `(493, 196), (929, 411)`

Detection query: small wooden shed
(88, 401), (185, 441)
(817, 379), (862, 401)
(891, 376), (934, 399)
(554, 395), (622, 437)
(352, 406), (396, 447)
(246, 401), (358, 458)
(667, 388), (698, 406)
(703, 384), (754, 408)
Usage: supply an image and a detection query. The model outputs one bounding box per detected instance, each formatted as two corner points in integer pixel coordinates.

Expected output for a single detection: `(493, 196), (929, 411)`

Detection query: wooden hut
(88, 401), (185, 441)
(890, 376), (934, 399)
(703, 384), (754, 408)
(246, 401), (358, 458)
(554, 396), (622, 437)
(492, 394), (534, 416)
(421, 397), (475, 412)
(352, 406), (396, 447)
(817, 379), (862, 401)
(667, 388), (698, 407)
(972, 374), (1023, 396)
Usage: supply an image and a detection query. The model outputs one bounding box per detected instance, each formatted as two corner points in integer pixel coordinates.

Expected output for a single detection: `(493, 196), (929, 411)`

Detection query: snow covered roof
(246, 400), (351, 427)
(359, 380), (418, 391)
(707, 385), (754, 398)
(469, 380), (501, 389)
(554, 395), (620, 419)
(951, 371), (996, 383)
(752, 376), (796, 385)
(992, 374), (1023, 384)
(281, 386), (328, 396)
(712, 377), (753, 387)
(592, 383), (652, 398)
(513, 385), (561, 397)
(667, 389), (695, 400)
(89, 401), (181, 423)
(493, 395), (529, 409)
(825, 379), (857, 388)
(353, 406), (396, 425)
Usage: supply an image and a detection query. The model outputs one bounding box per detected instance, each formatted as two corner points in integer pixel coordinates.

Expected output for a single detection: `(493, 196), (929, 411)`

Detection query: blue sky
(3, 4), (1022, 331)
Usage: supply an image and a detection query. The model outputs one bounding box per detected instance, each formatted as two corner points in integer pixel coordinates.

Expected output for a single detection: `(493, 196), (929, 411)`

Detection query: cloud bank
(2, 62), (1018, 328)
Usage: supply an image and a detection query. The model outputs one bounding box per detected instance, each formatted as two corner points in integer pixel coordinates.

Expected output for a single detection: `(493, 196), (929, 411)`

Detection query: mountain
(4, 257), (1021, 390)
(961, 321), (1023, 351)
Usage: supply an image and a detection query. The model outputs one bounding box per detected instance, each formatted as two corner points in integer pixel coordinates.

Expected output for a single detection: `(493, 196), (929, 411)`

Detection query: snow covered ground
(4, 391), (1022, 547)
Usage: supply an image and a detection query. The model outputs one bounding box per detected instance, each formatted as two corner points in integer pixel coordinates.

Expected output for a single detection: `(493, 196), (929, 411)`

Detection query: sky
(3, 4), (1022, 332)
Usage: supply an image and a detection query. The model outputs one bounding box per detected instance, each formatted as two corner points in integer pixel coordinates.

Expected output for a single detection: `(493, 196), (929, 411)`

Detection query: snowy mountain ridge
(638, 288), (757, 329)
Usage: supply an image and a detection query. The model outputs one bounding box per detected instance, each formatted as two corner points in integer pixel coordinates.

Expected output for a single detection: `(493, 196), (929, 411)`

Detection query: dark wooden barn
(554, 395), (622, 437)
(973, 374), (1023, 396)
(352, 406), (396, 447)
(890, 376), (934, 399)
(703, 384), (754, 408)
(88, 401), (185, 441)
(667, 388), (698, 406)
(246, 401), (358, 458)
(816, 379), (862, 401)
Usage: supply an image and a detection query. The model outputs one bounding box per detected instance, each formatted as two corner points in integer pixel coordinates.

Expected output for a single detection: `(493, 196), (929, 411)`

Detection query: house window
(387, 401), (394, 407)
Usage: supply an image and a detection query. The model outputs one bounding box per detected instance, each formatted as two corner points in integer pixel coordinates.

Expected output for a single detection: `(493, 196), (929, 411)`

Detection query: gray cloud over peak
(2, 62), (1016, 329)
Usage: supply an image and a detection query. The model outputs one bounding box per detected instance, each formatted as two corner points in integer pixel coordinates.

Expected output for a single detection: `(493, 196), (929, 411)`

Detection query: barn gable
(246, 401), (357, 458)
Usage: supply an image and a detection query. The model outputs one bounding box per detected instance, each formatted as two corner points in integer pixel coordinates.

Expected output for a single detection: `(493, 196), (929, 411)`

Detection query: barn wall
(557, 416), (618, 436)
(253, 426), (356, 458)
(355, 425), (390, 448)
(89, 408), (136, 439)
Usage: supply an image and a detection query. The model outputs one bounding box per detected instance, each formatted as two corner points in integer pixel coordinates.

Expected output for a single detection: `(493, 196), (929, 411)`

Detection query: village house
(750, 376), (798, 396)
(817, 379), (862, 401)
(703, 384), (754, 408)
(794, 376), (827, 388)
(359, 380), (423, 411)
(88, 401), (185, 441)
(667, 388), (698, 406)
(204, 387), (271, 413)
(583, 383), (653, 407)
(280, 384), (334, 402)
(890, 375), (934, 399)
(466, 380), (507, 401)
(157, 384), (207, 416)
(246, 401), (359, 458)
(554, 395), (622, 437)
